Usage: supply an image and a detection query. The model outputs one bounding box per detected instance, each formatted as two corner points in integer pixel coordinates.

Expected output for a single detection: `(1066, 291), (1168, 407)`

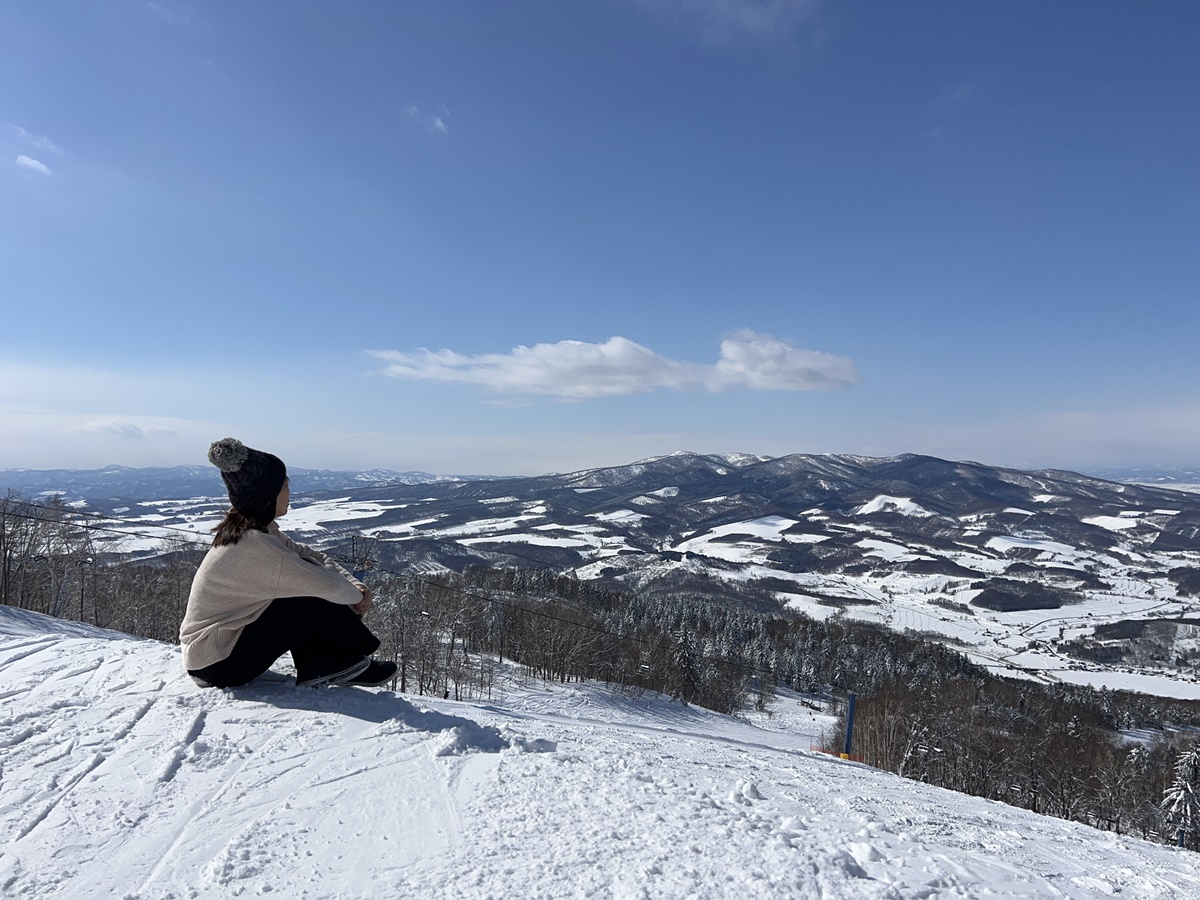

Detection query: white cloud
(709, 329), (859, 391)
(10, 125), (63, 156)
(370, 330), (860, 400)
(15, 155), (52, 175)
(633, 0), (819, 44)
(406, 104), (449, 135)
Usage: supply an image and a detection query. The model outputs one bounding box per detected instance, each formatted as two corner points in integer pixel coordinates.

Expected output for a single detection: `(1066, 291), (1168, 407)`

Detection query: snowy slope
(4, 609), (1200, 899)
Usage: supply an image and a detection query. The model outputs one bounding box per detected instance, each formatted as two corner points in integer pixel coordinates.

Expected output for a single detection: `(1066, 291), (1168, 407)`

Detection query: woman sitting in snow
(180, 438), (397, 689)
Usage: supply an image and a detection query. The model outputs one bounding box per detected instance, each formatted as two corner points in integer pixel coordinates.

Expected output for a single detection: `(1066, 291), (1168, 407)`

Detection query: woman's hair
(212, 506), (272, 547)
(211, 472), (287, 546)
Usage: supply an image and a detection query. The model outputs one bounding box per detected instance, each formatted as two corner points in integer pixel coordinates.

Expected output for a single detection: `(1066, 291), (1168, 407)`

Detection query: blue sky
(2, 0), (1197, 475)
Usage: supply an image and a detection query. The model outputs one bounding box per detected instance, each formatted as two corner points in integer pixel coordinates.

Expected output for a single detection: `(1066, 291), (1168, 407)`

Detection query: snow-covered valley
(4, 605), (1200, 899)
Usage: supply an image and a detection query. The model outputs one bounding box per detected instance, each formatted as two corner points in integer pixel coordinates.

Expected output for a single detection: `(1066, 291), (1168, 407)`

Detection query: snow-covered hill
(64, 452), (1200, 700)
(4, 607), (1200, 899)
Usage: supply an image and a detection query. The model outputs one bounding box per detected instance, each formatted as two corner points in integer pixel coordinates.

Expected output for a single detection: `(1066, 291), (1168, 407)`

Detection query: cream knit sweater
(179, 523), (365, 671)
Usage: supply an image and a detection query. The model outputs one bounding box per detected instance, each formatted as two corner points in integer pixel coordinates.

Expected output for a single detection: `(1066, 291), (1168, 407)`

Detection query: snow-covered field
(4, 607), (1200, 899)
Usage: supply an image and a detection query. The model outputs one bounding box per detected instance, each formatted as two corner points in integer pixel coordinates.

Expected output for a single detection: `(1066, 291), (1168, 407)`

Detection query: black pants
(189, 596), (380, 688)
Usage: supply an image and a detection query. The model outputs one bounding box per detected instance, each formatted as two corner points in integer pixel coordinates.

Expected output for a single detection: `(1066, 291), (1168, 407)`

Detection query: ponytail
(212, 507), (272, 547)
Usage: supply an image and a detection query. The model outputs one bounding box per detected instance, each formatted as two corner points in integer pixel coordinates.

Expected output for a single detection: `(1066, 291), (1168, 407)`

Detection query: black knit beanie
(207, 437), (287, 524)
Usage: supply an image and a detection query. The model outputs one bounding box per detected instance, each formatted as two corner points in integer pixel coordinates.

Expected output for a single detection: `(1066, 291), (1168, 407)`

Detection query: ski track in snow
(3, 608), (1200, 899)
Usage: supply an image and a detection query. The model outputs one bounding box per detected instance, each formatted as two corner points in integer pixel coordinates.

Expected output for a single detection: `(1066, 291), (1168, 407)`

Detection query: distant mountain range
(4, 457), (1196, 503)
(1079, 464), (1200, 489)
(0, 464), (496, 501)
(8, 452), (1200, 696)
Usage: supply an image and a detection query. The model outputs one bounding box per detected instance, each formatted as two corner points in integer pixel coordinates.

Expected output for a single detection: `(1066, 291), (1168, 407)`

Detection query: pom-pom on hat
(208, 438), (287, 524)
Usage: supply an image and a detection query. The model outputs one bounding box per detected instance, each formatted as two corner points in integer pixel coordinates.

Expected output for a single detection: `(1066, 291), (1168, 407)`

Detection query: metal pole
(842, 691), (857, 758)
(78, 558), (90, 622)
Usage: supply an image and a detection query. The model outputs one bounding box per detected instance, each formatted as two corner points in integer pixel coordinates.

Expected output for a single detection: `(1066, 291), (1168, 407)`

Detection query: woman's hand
(353, 584), (374, 618)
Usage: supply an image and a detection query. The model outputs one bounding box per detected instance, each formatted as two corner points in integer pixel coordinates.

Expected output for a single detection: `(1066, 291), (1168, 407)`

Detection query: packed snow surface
(4, 608), (1200, 898)
(1084, 515), (1142, 531)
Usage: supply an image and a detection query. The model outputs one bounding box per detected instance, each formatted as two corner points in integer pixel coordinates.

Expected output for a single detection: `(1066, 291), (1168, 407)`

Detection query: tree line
(367, 565), (1200, 851)
(0, 493), (202, 642)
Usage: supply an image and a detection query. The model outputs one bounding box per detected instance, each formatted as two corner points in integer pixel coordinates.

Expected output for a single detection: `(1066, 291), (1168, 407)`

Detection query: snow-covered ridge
(4, 606), (1200, 898)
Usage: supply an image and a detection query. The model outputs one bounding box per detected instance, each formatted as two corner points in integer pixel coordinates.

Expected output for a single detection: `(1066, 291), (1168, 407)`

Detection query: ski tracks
(400, 735), (908, 900)
(0, 635), (181, 896)
(1, 628), (472, 898)
(132, 711), (468, 898)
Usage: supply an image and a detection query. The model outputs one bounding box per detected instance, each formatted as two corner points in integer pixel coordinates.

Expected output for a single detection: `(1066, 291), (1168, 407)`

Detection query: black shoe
(297, 657), (371, 688)
(342, 659), (398, 687)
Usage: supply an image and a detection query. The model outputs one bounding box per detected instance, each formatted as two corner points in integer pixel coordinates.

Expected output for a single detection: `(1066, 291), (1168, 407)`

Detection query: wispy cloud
(0, 362), (232, 467)
(937, 83), (974, 109)
(370, 330), (859, 400)
(144, 1), (193, 27)
(924, 83), (975, 139)
(15, 155), (52, 176)
(82, 420), (178, 440)
(406, 104), (450, 135)
(0, 400), (217, 468)
(632, 0), (820, 45)
(10, 124), (63, 156)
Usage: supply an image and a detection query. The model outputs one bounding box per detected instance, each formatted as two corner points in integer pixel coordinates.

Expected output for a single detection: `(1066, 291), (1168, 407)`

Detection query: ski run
(3, 605), (1200, 899)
